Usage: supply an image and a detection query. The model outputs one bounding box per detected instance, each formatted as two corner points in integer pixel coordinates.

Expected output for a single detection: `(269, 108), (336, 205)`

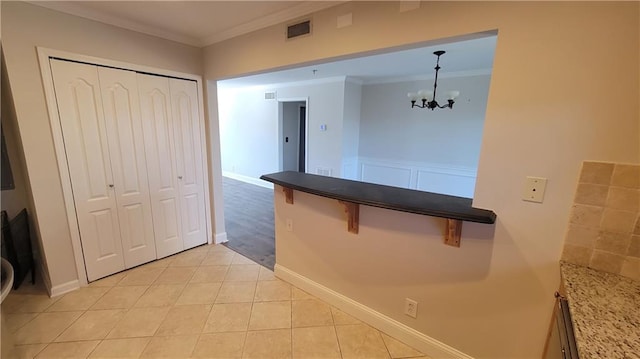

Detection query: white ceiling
(29, 1), (497, 86)
(219, 35), (497, 87)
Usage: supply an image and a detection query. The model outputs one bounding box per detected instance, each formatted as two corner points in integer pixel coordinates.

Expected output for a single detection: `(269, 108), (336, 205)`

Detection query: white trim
(363, 69), (493, 85)
(272, 76), (347, 90)
(202, 2), (343, 46)
(222, 172), (274, 190)
(50, 279), (80, 298)
(341, 156), (359, 180)
(29, 1), (344, 47)
(37, 47), (213, 287)
(275, 264), (474, 359)
(37, 48), (90, 287)
(361, 162), (412, 188)
(214, 232), (228, 245)
(345, 76), (364, 85)
(357, 157), (477, 196)
(196, 72), (215, 246)
(277, 97), (309, 174)
(29, 1), (202, 46)
(358, 157), (477, 176)
(38, 47), (203, 82)
(220, 76), (347, 92)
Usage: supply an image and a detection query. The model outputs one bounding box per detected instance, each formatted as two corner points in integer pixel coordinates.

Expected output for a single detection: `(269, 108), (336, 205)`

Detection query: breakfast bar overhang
(260, 171), (496, 247)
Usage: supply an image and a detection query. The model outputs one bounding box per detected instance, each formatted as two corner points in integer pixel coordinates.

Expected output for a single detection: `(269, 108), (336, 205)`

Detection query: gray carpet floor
(222, 176), (275, 270)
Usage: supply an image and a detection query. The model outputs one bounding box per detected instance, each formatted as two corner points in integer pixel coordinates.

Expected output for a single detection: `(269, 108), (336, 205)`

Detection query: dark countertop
(560, 261), (640, 359)
(260, 171), (496, 224)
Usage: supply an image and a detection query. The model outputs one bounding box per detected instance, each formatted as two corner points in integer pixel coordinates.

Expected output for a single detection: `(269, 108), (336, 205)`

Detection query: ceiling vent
(264, 91), (276, 100)
(286, 20), (311, 40)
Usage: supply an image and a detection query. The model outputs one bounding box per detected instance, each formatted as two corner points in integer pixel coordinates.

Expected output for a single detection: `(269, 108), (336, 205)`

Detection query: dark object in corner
(1, 209), (35, 289)
(1, 125), (15, 190)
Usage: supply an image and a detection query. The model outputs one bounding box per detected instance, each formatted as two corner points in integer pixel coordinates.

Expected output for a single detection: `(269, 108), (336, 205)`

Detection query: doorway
(279, 99), (307, 173)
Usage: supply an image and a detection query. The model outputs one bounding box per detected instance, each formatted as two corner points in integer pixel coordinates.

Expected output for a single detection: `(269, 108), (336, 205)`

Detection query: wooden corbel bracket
(339, 200), (359, 234)
(283, 187), (294, 204)
(444, 219), (462, 247)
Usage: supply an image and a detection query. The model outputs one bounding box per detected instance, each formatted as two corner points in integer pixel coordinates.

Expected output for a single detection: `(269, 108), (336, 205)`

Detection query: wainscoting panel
(358, 157), (476, 198)
(342, 157), (359, 180)
(416, 169), (476, 198)
(360, 162), (412, 188)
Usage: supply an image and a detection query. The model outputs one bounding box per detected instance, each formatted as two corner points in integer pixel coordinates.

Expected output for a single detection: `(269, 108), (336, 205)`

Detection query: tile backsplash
(562, 161), (640, 280)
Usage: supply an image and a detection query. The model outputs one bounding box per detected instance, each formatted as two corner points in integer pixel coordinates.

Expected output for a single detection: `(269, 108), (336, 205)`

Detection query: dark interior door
(298, 106), (306, 172)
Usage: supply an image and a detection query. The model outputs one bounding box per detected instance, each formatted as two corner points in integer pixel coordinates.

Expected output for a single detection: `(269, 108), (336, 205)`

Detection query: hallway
(222, 177), (275, 270)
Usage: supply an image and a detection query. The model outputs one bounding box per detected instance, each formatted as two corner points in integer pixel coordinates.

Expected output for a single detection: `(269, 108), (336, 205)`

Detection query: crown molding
(362, 68), (493, 85)
(345, 76), (365, 85)
(202, 1), (344, 46)
(28, 1), (203, 47)
(219, 75), (348, 91)
(28, 1), (344, 48)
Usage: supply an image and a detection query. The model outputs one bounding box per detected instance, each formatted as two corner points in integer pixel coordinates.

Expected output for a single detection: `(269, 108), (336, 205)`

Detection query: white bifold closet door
(169, 78), (208, 250)
(51, 60), (156, 281)
(97, 67), (157, 268)
(137, 74), (207, 258)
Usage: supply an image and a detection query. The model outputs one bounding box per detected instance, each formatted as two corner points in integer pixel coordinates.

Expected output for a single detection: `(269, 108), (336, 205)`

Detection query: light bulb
(446, 90), (460, 100)
(417, 90), (433, 101)
(407, 92), (418, 101)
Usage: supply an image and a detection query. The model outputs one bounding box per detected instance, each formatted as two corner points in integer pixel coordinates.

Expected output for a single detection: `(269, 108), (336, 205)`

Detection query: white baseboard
(222, 172), (273, 189)
(275, 264), (474, 359)
(214, 232), (228, 244)
(50, 279), (80, 297)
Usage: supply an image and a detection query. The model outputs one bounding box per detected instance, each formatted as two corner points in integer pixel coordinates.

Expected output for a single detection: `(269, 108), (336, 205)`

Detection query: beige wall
(1, 1), (203, 290)
(1, 52), (46, 279)
(204, 2), (639, 358)
(1, 55), (29, 220)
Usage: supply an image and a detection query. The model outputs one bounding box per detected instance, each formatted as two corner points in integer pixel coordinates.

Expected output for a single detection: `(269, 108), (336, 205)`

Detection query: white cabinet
(50, 59), (208, 281)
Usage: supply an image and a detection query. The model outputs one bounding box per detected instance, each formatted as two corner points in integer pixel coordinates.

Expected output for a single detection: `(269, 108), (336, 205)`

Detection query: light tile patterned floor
(3, 244), (429, 359)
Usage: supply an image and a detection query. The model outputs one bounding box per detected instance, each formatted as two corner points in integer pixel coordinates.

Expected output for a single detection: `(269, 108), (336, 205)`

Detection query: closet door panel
(98, 67), (157, 268)
(50, 59), (125, 281)
(170, 79), (207, 249)
(138, 74), (184, 258)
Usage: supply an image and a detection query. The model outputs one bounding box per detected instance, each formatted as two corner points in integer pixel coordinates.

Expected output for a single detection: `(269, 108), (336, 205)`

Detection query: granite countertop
(560, 261), (640, 358)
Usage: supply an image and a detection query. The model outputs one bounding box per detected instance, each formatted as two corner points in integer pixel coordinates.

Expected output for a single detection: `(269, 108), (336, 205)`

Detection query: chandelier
(407, 50), (459, 110)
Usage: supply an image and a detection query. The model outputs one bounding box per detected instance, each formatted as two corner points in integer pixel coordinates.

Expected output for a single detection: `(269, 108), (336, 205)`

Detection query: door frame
(277, 97), (309, 173)
(37, 47), (213, 288)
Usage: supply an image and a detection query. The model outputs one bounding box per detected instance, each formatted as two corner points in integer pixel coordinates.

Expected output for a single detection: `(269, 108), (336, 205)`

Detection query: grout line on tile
(332, 325), (344, 359)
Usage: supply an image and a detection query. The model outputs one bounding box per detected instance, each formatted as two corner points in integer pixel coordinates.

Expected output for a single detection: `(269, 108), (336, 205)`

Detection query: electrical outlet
(404, 298), (418, 318)
(522, 176), (548, 203)
(286, 219), (293, 232)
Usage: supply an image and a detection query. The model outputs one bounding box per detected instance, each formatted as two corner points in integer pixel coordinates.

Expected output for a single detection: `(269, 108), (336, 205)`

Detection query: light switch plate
(522, 176), (547, 203)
